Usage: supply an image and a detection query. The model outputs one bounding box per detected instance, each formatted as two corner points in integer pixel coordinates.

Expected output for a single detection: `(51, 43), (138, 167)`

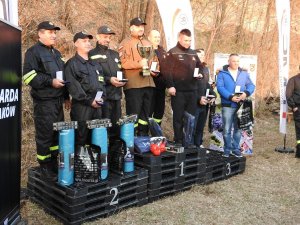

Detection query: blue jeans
(222, 107), (241, 155)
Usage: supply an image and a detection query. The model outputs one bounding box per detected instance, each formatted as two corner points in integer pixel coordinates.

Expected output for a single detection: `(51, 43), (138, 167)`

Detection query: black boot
(40, 163), (57, 182)
(50, 154), (58, 174)
(296, 145), (300, 158)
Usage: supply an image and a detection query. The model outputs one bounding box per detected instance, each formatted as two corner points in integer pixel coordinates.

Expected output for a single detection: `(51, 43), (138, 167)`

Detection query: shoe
(232, 151), (243, 158)
(200, 144), (205, 148)
(40, 163), (57, 182)
(222, 154), (229, 158)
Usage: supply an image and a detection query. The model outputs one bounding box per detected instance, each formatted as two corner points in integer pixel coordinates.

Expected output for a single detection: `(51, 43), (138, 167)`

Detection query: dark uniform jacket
(153, 45), (168, 90)
(166, 42), (203, 91)
(89, 43), (122, 101)
(23, 41), (67, 100)
(65, 53), (106, 106)
(286, 73), (300, 109)
(197, 64), (216, 107)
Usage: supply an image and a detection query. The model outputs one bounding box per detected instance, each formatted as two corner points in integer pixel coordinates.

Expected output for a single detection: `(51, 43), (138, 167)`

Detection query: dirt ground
(20, 111), (300, 225)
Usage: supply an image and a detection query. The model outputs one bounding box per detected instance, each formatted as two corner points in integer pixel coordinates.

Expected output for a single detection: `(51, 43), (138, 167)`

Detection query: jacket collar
(37, 40), (54, 50)
(96, 42), (108, 51)
(176, 42), (190, 52)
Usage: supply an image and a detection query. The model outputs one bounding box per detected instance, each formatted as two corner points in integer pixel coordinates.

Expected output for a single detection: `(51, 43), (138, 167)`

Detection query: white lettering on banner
(276, 0), (290, 134)
(0, 89), (19, 120)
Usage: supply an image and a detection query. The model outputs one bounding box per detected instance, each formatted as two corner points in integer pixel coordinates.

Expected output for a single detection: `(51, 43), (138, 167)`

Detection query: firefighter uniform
(89, 26), (122, 137)
(150, 46), (168, 125)
(166, 43), (202, 144)
(23, 22), (67, 170)
(65, 52), (106, 146)
(119, 18), (155, 136)
(286, 73), (300, 158)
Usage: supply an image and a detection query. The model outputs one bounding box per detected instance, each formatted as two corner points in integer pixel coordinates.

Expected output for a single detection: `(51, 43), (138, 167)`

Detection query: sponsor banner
(276, 0), (290, 134)
(156, 0), (194, 50)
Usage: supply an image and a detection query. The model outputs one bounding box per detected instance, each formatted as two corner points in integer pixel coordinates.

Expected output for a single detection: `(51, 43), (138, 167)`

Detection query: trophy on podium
(137, 44), (153, 76)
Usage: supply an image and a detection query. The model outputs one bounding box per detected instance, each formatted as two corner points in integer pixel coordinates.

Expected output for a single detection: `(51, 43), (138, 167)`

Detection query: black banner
(0, 19), (22, 224)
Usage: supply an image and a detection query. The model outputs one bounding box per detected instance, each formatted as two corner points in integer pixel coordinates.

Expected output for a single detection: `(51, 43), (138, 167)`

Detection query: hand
(239, 92), (247, 101)
(139, 58), (148, 68)
(195, 73), (203, 79)
(168, 87), (176, 96)
(150, 71), (159, 77)
(232, 95), (241, 103)
(110, 77), (125, 87)
(293, 107), (298, 112)
(200, 96), (208, 105)
(52, 79), (65, 88)
(64, 99), (71, 111)
(91, 99), (101, 108)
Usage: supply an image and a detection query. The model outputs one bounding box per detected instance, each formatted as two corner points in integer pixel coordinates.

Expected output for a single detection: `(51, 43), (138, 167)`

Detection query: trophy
(137, 44), (153, 76)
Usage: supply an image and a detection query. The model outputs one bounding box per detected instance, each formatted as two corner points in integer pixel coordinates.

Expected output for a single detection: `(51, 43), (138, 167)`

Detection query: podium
(0, 19), (22, 225)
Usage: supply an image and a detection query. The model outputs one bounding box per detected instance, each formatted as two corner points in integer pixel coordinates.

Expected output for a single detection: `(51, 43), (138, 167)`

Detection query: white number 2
(110, 187), (119, 205)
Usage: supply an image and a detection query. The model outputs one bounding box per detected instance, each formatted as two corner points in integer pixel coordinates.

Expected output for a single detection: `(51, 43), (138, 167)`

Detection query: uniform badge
(98, 76), (104, 82)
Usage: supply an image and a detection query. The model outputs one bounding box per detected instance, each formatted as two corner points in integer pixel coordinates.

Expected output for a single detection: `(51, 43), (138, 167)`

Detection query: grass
(20, 111), (300, 225)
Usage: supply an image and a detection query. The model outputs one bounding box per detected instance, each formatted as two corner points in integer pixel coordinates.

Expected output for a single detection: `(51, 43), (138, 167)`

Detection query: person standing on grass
(286, 70), (300, 158)
(217, 53), (255, 157)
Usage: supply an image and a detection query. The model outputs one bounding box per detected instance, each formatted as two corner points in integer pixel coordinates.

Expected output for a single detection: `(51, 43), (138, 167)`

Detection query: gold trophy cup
(137, 44), (153, 76)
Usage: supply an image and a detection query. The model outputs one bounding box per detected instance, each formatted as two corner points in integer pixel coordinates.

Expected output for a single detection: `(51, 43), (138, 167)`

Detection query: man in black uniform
(89, 25), (125, 137)
(148, 29), (168, 126)
(65, 32), (106, 146)
(166, 29), (203, 146)
(286, 70), (300, 158)
(23, 21), (70, 181)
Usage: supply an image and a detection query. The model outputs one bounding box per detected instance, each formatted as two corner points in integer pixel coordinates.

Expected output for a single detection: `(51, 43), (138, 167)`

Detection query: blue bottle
(54, 121), (77, 186)
(92, 127), (108, 180)
(120, 122), (134, 172)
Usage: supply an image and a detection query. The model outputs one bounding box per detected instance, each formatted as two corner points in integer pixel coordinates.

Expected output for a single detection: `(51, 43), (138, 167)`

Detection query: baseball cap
(37, 21), (60, 31)
(97, 25), (116, 35)
(130, 17), (146, 26)
(73, 31), (93, 43)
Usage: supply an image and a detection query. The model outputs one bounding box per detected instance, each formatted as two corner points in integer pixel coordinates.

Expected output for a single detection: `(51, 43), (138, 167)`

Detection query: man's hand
(64, 99), (71, 111)
(200, 96), (208, 105)
(239, 92), (247, 101)
(168, 87), (176, 96)
(52, 79), (65, 88)
(91, 100), (101, 108)
(232, 95), (241, 103)
(110, 77), (125, 87)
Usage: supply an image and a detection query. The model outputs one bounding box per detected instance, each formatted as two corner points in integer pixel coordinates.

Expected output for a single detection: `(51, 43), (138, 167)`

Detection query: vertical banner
(0, 0), (18, 26)
(155, 0), (194, 50)
(276, 0), (290, 134)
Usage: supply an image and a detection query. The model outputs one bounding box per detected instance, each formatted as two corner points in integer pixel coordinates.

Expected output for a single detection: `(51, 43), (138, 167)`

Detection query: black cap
(97, 25), (116, 35)
(130, 17), (146, 26)
(73, 31), (93, 43)
(37, 21), (60, 31)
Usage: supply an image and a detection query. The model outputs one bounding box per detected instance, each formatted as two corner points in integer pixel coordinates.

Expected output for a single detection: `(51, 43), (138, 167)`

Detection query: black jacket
(65, 53), (106, 106)
(153, 46), (168, 90)
(89, 43), (122, 101)
(23, 41), (68, 100)
(286, 73), (300, 109)
(196, 64), (216, 107)
(166, 42), (203, 91)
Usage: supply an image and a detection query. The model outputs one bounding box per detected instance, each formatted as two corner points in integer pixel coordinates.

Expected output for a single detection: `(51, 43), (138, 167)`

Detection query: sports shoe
(222, 154), (229, 158)
(200, 144), (205, 148)
(232, 152), (243, 158)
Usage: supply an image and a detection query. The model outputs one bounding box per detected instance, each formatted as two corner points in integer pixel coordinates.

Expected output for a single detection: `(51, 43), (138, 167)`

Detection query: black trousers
(102, 99), (121, 137)
(71, 103), (102, 146)
(150, 88), (166, 125)
(293, 110), (300, 142)
(33, 98), (64, 164)
(193, 106), (208, 146)
(124, 87), (153, 136)
(171, 91), (197, 143)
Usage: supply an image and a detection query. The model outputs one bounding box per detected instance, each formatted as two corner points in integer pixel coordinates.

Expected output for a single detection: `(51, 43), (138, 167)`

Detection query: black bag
(74, 144), (100, 183)
(237, 99), (254, 130)
(108, 138), (126, 175)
